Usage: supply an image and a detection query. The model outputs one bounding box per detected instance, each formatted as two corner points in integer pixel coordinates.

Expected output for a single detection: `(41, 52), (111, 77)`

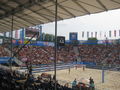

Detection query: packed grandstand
(0, 42), (120, 90)
(0, 0), (120, 89)
(1, 44), (120, 65)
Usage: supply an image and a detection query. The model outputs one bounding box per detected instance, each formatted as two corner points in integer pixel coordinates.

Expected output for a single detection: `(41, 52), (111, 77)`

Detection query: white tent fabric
(0, 0), (120, 32)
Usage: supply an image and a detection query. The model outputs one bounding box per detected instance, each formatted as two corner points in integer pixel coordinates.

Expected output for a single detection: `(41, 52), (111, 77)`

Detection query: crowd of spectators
(0, 44), (120, 66)
(0, 46), (10, 57)
(0, 65), (95, 90)
(78, 44), (120, 65)
(71, 77), (95, 90)
(13, 45), (76, 65)
(14, 44), (120, 66)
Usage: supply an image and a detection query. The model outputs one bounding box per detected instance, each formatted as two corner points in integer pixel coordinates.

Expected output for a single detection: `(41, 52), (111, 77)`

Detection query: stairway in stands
(73, 46), (81, 62)
(4, 48), (23, 66)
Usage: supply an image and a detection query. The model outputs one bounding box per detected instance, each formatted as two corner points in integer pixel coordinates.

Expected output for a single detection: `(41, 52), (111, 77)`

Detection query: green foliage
(87, 38), (98, 44)
(88, 38), (97, 41)
(37, 33), (55, 42)
(115, 39), (120, 44)
(71, 40), (79, 46)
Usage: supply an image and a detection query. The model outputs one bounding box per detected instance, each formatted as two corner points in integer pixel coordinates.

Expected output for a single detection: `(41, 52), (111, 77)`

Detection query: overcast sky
(42, 9), (120, 40)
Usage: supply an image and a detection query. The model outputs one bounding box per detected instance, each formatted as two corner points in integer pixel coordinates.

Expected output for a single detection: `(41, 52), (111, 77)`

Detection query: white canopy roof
(0, 0), (120, 32)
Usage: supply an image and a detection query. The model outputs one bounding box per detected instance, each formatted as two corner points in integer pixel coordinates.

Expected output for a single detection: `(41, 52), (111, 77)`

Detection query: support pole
(102, 37), (108, 83)
(3, 32), (6, 44)
(10, 15), (13, 70)
(102, 66), (104, 83)
(39, 25), (42, 41)
(54, 0), (58, 90)
(21, 28), (25, 44)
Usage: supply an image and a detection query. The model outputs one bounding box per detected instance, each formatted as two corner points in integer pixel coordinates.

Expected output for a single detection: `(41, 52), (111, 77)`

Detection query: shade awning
(0, 0), (120, 32)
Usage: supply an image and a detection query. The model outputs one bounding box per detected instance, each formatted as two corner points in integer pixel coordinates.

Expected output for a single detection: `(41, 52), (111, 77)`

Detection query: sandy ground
(33, 67), (120, 90)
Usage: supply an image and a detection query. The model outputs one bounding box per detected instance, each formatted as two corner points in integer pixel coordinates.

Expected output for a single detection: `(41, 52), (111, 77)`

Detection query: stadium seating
(13, 45), (76, 65)
(78, 45), (120, 65)
(0, 44), (120, 66)
(0, 46), (10, 57)
(12, 44), (120, 66)
(0, 66), (94, 90)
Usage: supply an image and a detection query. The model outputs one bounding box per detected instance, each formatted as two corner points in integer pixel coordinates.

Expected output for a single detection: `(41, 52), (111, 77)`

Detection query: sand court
(33, 67), (120, 90)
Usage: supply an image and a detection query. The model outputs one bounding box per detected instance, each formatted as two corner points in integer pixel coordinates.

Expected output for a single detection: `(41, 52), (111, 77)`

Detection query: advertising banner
(69, 32), (78, 40)
(25, 28), (39, 38)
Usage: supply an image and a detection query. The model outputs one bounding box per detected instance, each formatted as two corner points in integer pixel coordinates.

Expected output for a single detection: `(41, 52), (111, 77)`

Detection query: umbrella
(79, 78), (89, 85)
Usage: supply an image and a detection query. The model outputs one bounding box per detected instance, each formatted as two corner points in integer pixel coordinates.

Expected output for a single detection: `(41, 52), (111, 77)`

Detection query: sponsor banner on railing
(37, 41), (54, 46)
(0, 57), (14, 64)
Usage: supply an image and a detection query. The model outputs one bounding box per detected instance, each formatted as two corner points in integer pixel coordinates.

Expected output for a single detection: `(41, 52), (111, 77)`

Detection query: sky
(1, 8), (120, 41)
(42, 9), (120, 40)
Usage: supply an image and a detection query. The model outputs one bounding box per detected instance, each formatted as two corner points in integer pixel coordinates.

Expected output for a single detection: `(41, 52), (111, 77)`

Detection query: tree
(115, 39), (120, 45)
(44, 34), (50, 41)
(87, 38), (98, 45)
(36, 33), (55, 42)
(71, 40), (79, 46)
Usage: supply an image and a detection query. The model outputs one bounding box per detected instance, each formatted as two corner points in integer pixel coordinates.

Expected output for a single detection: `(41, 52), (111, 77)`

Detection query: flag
(20, 29), (24, 40)
(39, 25), (42, 41)
(42, 33), (45, 40)
(9, 31), (13, 38)
(109, 31), (111, 37)
(87, 32), (89, 38)
(114, 30), (116, 37)
(82, 31), (84, 38)
(9, 32), (11, 37)
(20, 31), (22, 39)
(15, 30), (18, 39)
(4, 32), (6, 37)
(100, 32), (102, 38)
(95, 32), (97, 38)
(91, 32), (93, 37)
(119, 30), (120, 36)
(104, 32), (106, 38)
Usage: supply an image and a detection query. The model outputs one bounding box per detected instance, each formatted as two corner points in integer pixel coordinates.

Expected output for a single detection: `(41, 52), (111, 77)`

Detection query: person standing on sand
(68, 66), (71, 74)
(89, 77), (95, 90)
(72, 78), (77, 90)
(83, 65), (85, 71)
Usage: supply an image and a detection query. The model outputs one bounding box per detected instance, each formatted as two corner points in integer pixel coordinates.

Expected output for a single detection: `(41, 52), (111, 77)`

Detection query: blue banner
(69, 32), (78, 40)
(37, 41), (54, 46)
(0, 57), (14, 64)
